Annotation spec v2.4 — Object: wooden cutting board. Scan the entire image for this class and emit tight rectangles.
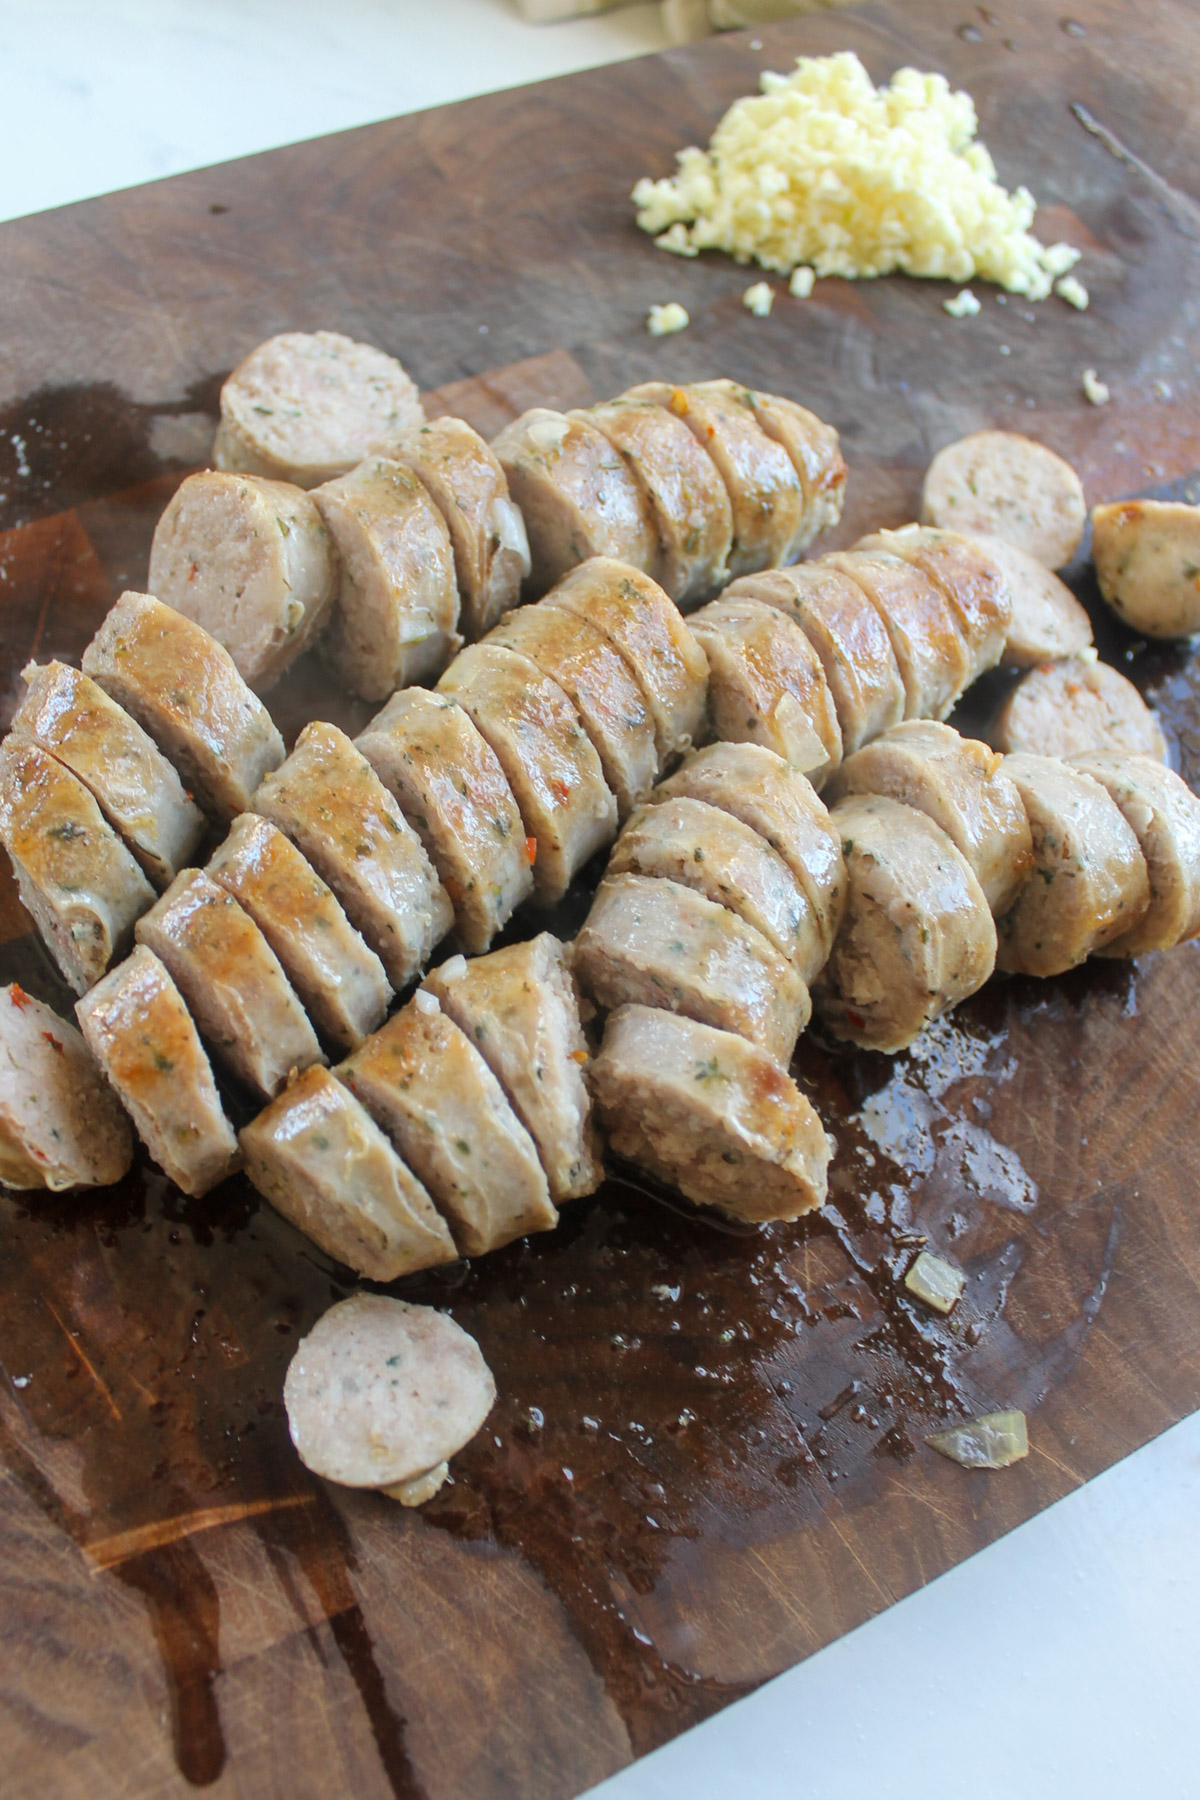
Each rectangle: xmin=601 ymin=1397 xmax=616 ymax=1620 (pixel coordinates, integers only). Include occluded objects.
xmin=3 ymin=2 xmax=1200 ymax=1795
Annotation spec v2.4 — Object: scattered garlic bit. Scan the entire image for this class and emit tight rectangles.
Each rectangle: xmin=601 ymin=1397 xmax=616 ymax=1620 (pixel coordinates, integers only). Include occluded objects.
xmin=1082 ymin=367 xmax=1111 ymax=406
xmin=413 ymin=987 xmax=441 ymax=1015
xmin=1152 ymin=378 xmax=1172 ymax=400
xmin=943 ymin=288 xmax=981 ymax=318
xmin=381 ymin=1462 xmax=450 ymax=1506
xmin=437 ymin=953 xmax=468 ymax=984
xmin=928 ymin=1409 xmax=1029 ymax=1469
xmin=1056 ymin=274 xmax=1089 ymax=310
xmin=743 ymin=281 xmax=774 ymax=317
xmin=655 ymin=222 xmax=699 ymax=258
xmin=904 ymin=1249 xmax=965 ymax=1314
xmin=633 ymin=51 xmax=1080 ymax=299
xmin=789 ymin=266 xmax=815 ymax=299
xmin=647 ymin=301 xmax=690 ymax=337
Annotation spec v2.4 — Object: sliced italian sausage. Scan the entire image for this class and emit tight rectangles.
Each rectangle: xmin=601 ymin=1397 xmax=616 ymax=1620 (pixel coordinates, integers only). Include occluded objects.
xmin=239 ymin=1065 xmax=456 ymax=1281
xmin=991 ymin=657 xmax=1167 ymax=761
xmin=826 ymin=550 xmax=972 ymax=721
xmin=378 ymin=416 xmax=529 ymax=639
xmin=653 ymin=742 xmax=845 ymax=958
xmin=1091 ymin=499 xmax=1200 ymax=639
xmin=214 ymin=330 xmax=424 ymax=488
xmin=813 ymin=794 xmax=997 ymax=1052
xmin=922 ymin=430 xmax=1086 ymax=568
xmin=689 ymin=595 xmax=842 ymax=783
xmin=0 ymin=739 xmax=155 ymax=994
xmin=11 ymin=661 xmax=205 ymax=889
xmin=727 ymin=563 xmax=905 ymax=755
xmin=965 ymin=535 xmax=1094 ymax=668
xmin=339 ymin=996 xmax=556 ymax=1258
xmin=491 ymin=408 xmax=660 ymax=597
xmin=995 ymin=754 xmax=1150 ymax=975
xmin=1067 ymin=753 xmax=1200 ymax=956
xmin=589 ymin=1005 xmax=830 ymax=1222
xmin=0 ymin=983 xmax=132 ymax=1191
xmin=76 ymin=945 xmax=239 ymax=1197
xmin=135 ymin=868 xmax=323 ymax=1101
xmin=825 ymin=721 xmax=1034 ymax=915
xmin=742 ymin=389 xmax=848 ymax=546
xmin=484 ymin=601 xmax=658 ymax=819
xmin=437 ymin=643 xmax=617 ymax=905
xmin=207 ymin=814 xmax=392 ymax=1052
xmin=624 ymin=380 xmax=805 ymax=574
xmin=283 ymin=1294 xmax=494 ymax=1500
xmin=355 ymin=687 xmax=532 ymax=955
xmin=574 ymin=872 xmax=811 ymax=1065
xmin=82 ymin=591 xmax=285 ymax=822
xmin=581 ymin=398 xmax=733 ymax=607
xmin=252 ymin=721 xmax=453 ymax=989
xmin=423 ymin=934 xmax=601 ymax=1205
xmin=609 ymin=795 xmax=825 ymax=979
xmin=854 ymin=525 xmax=1011 ymax=681
xmin=312 ymin=456 xmax=461 ymax=700
xmin=147 ymin=470 xmax=337 ymax=690
xmin=540 ymin=558 xmax=708 ymax=763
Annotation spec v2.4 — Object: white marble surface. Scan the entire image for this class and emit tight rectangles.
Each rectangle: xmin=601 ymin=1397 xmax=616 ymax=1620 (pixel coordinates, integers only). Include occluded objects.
xmin=0 ymin=6 xmax=1193 ymax=1795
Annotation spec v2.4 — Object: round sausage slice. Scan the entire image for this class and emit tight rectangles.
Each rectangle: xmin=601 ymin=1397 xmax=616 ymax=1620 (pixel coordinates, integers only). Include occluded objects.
xmin=813 ymin=794 xmax=997 ymax=1052
xmin=239 ymin=1066 xmax=456 ymax=1282
xmin=921 ymin=430 xmax=1086 ymax=568
xmin=148 ymin=471 xmax=337 ymax=691
xmin=589 ymin=1005 xmax=831 ymax=1221
xmin=742 ymin=389 xmax=848 ymax=546
xmin=827 ymin=550 xmax=972 ymax=721
xmin=991 ymin=658 xmax=1167 ymax=761
xmin=688 ymin=595 xmax=843 ymax=783
xmin=825 ymin=720 xmax=1034 ymax=915
xmin=491 ymin=408 xmax=660 ymax=597
xmin=995 ymin=754 xmax=1151 ymax=975
xmin=76 ymin=946 xmax=239 ymax=1197
xmin=574 ymin=872 xmax=811 ymax=1066
xmin=0 ymin=984 xmax=132 ymax=1191
xmin=214 ymin=331 xmax=424 ymax=489
xmin=1068 ymin=753 xmax=1200 ymax=956
xmin=1091 ymin=499 xmax=1200 ymax=639
xmin=283 ymin=1294 xmax=494 ymax=1501
xmin=854 ymin=526 xmax=1011 ymax=681
xmin=965 ymin=535 xmax=1093 ymax=668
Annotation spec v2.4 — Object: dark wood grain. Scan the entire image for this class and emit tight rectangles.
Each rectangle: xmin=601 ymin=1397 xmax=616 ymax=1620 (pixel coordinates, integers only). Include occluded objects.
xmin=3 ymin=3 xmax=1200 ymax=1796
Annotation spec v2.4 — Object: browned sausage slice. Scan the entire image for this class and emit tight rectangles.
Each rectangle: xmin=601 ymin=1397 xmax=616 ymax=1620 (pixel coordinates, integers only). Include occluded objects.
xmin=991 ymin=658 xmax=1167 ymax=761
xmin=689 ymin=595 xmax=843 ymax=783
xmin=0 ymin=983 xmax=132 ymax=1191
xmin=1091 ymin=498 xmax=1200 ymax=639
xmin=854 ymin=525 xmax=1011 ymax=681
xmin=965 ymin=535 xmax=1093 ymax=668
xmin=922 ymin=431 xmax=1086 ymax=568
xmin=826 ymin=550 xmax=972 ymax=720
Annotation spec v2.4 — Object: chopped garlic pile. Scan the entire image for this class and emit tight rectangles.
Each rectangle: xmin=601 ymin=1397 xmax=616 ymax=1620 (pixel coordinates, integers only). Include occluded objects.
xmin=633 ymin=51 xmax=1079 ymax=300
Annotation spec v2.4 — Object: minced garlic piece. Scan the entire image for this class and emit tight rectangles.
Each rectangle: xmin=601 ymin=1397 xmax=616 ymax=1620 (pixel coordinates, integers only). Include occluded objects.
xmin=655 ymin=222 xmax=698 ymax=258
xmin=943 ymin=288 xmax=980 ymax=318
xmin=1056 ymin=275 xmax=1089 ymax=309
xmin=743 ymin=281 xmax=774 ymax=317
xmin=633 ymin=51 xmax=1079 ymax=300
xmin=1082 ymin=367 xmax=1110 ymax=406
xmin=904 ymin=1250 xmax=965 ymax=1314
xmin=789 ymin=266 xmax=815 ymax=298
xmin=647 ymin=301 xmax=690 ymax=336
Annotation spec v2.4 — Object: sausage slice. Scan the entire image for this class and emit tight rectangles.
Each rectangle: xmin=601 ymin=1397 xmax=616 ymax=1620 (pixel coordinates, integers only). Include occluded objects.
xmin=742 ymin=390 xmax=848 ymax=546
xmin=423 ymin=933 xmax=601 ymax=1204
xmin=995 ymin=754 xmax=1151 ymax=974
xmin=813 ymin=794 xmax=997 ymax=1052
xmin=491 ymin=408 xmax=660 ymax=597
xmin=339 ymin=996 xmax=556 ymax=1257
xmin=355 ymin=687 xmax=532 ymax=954
xmin=574 ymin=872 xmax=811 ymax=1065
xmin=0 ymin=984 xmax=132 ymax=1191
xmin=826 ymin=550 xmax=972 ymax=721
xmin=239 ymin=1065 xmax=456 ymax=1281
xmin=82 ymin=591 xmax=285 ymax=822
xmin=854 ymin=525 xmax=1011 ymax=681
xmin=966 ymin=535 xmax=1093 ymax=668
xmin=991 ymin=658 xmax=1167 ymax=761
xmin=589 ymin=1005 xmax=831 ymax=1221
xmin=688 ymin=595 xmax=843 ymax=783
xmin=0 ymin=739 xmax=155 ymax=994
xmin=283 ymin=1294 xmax=494 ymax=1499
xmin=540 ymin=558 xmax=709 ymax=763
xmin=252 ymin=722 xmax=453 ymax=989
xmin=214 ymin=330 xmax=423 ymax=488
xmin=11 ymin=661 xmax=205 ymax=890
xmin=437 ymin=644 xmax=617 ymax=905
xmin=1091 ymin=499 xmax=1200 ymax=639
xmin=148 ymin=471 xmax=337 ymax=691
xmin=922 ymin=430 xmax=1086 ymax=568
xmin=1068 ymin=753 xmax=1200 ymax=956
xmin=378 ymin=416 xmax=529 ymax=639
xmin=313 ymin=456 xmax=461 ymax=700
xmin=825 ymin=721 xmax=1034 ymax=915
xmin=76 ymin=946 xmax=239 ymax=1197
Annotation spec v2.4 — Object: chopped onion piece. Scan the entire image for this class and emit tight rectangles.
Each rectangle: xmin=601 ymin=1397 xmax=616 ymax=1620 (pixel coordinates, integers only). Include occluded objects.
xmin=927 ymin=1410 xmax=1029 ymax=1468
xmin=904 ymin=1249 xmax=965 ymax=1315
